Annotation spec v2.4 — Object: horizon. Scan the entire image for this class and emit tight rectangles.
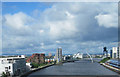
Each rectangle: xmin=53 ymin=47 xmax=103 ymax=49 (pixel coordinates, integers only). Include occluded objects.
xmin=1 ymin=52 xmax=104 ymax=56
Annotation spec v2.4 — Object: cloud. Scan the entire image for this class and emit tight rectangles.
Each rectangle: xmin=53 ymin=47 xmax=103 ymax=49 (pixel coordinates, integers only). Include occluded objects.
xmin=56 ymin=41 xmax=61 ymax=43
xmin=39 ymin=29 xmax=44 ymax=33
xmin=95 ymin=13 xmax=118 ymax=28
xmin=32 ymin=9 xmax=40 ymax=17
xmin=49 ymin=20 xmax=77 ymax=39
xmin=40 ymin=43 xmax=44 ymax=46
xmin=2 ymin=2 xmax=118 ymax=54
xmin=40 ymin=43 xmax=44 ymax=49
xmin=4 ymin=12 xmax=34 ymax=29
xmin=29 ymin=44 xmax=34 ymax=47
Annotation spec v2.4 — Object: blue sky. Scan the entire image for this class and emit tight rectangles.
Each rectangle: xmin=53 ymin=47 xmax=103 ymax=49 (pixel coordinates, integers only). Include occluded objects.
xmin=2 ymin=2 xmax=118 ymax=55
xmin=2 ymin=2 xmax=53 ymax=15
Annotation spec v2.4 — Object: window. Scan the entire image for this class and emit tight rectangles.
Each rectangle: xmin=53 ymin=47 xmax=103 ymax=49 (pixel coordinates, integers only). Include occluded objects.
xmin=5 ymin=67 xmax=8 ymax=71
xmin=9 ymin=66 xmax=11 ymax=69
xmin=114 ymin=53 xmax=116 ymax=58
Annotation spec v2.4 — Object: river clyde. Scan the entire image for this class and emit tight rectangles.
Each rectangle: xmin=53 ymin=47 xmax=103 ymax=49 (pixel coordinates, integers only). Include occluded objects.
xmin=27 ymin=59 xmax=119 ymax=77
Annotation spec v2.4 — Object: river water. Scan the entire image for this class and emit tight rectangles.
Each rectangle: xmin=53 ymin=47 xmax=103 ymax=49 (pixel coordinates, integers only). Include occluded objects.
xmin=28 ymin=59 xmax=119 ymax=77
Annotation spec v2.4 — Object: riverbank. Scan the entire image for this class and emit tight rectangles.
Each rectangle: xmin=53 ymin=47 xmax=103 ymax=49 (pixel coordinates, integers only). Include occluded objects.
xmin=98 ymin=58 xmax=120 ymax=75
xmin=20 ymin=63 xmax=55 ymax=77
xmin=100 ymin=63 xmax=120 ymax=75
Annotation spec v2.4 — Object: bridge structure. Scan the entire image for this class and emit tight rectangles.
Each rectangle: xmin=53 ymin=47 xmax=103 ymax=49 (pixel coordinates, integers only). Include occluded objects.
xmin=73 ymin=52 xmax=93 ymax=63
xmin=86 ymin=52 xmax=94 ymax=63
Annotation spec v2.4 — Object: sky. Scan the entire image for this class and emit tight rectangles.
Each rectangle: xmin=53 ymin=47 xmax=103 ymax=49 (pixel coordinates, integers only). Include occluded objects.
xmin=2 ymin=2 xmax=118 ymax=55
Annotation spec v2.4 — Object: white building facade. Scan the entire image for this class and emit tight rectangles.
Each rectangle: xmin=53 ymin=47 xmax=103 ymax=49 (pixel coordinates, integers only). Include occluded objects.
xmin=112 ymin=47 xmax=120 ymax=59
xmin=0 ymin=55 xmax=26 ymax=76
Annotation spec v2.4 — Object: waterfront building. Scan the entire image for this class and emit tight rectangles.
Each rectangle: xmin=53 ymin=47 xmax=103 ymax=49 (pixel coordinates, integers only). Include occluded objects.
xmin=63 ymin=55 xmax=72 ymax=61
xmin=118 ymin=47 xmax=120 ymax=58
xmin=48 ymin=53 xmax=52 ymax=57
xmin=110 ymin=50 xmax=112 ymax=58
xmin=112 ymin=47 xmax=120 ymax=59
xmin=26 ymin=63 xmax=32 ymax=71
xmin=26 ymin=53 xmax=45 ymax=64
xmin=73 ymin=52 xmax=83 ymax=59
xmin=112 ymin=47 xmax=117 ymax=58
xmin=45 ymin=58 xmax=55 ymax=63
xmin=0 ymin=55 xmax=26 ymax=76
xmin=55 ymin=47 xmax=62 ymax=63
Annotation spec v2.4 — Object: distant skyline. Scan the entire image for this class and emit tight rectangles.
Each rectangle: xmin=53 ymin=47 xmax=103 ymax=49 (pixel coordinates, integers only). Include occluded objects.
xmin=2 ymin=2 xmax=118 ymax=55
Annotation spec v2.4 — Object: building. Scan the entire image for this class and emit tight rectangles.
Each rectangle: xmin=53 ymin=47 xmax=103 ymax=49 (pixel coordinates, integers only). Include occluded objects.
xmin=118 ymin=47 xmax=120 ymax=58
xmin=55 ymin=47 xmax=62 ymax=63
xmin=112 ymin=47 xmax=118 ymax=58
xmin=48 ymin=53 xmax=52 ymax=57
xmin=26 ymin=53 xmax=45 ymax=64
xmin=45 ymin=59 xmax=55 ymax=63
xmin=63 ymin=55 xmax=72 ymax=61
xmin=73 ymin=52 xmax=83 ymax=59
xmin=0 ymin=55 xmax=26 ymax=76
xmin=112 ymin=47 xmax=120 ymax=59
xmin=26 ymin=63 xmax=32 ymax=71
xmin=110 ymin=50 xmax=112 ymax=58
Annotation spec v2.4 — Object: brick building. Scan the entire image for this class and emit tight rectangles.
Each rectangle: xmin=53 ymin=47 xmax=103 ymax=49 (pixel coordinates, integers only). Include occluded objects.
xmin=26 ymin=53 xmax=45 ymax=64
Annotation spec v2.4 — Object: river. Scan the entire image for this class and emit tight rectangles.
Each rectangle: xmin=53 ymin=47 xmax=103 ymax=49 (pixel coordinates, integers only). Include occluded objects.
xmin=27 ymin=59 xmax=119 ymax=77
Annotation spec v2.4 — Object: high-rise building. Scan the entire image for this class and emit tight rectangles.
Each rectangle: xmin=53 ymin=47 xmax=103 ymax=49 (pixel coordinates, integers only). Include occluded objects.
xmin=112 ymin=47 xmax=120 ymax=59
xmin=56 ymin=47 xmax=62 ymax=63
xmin=110 ymin=50 xmax=112 ymax=58
xmin=112 ymin=47 xmax=117 ymax=58
xmin=118 ymin=47 xmax=120 ymax=58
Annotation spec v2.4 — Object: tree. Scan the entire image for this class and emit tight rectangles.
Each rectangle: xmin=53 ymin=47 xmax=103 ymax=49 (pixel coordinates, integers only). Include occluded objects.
xmin=1 ymin=72 xmax=7 ymax=77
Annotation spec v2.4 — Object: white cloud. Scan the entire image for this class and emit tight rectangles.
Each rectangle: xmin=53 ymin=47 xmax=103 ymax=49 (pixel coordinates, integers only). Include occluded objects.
xmin=40 ymin=43 xmax=44 ymax=46
xmin=48 ymin=20 xmax=77 ymax=38
xmin=95 ymin=13 xmax=118 ymax=28
xmin=29 ymin=44 xmax=34 ymax=46
xmin=39 ymin=29 xmax=44 ymax=33
xmin=4 ymin=12 xmax=34 ymax=30
xmin=65 ymin=11 xmax=74 ymax=18
xmin=40 ymin=43 xmax=44 ymax=49
xmin=56 ymin=40 xmax=61 ymax=43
